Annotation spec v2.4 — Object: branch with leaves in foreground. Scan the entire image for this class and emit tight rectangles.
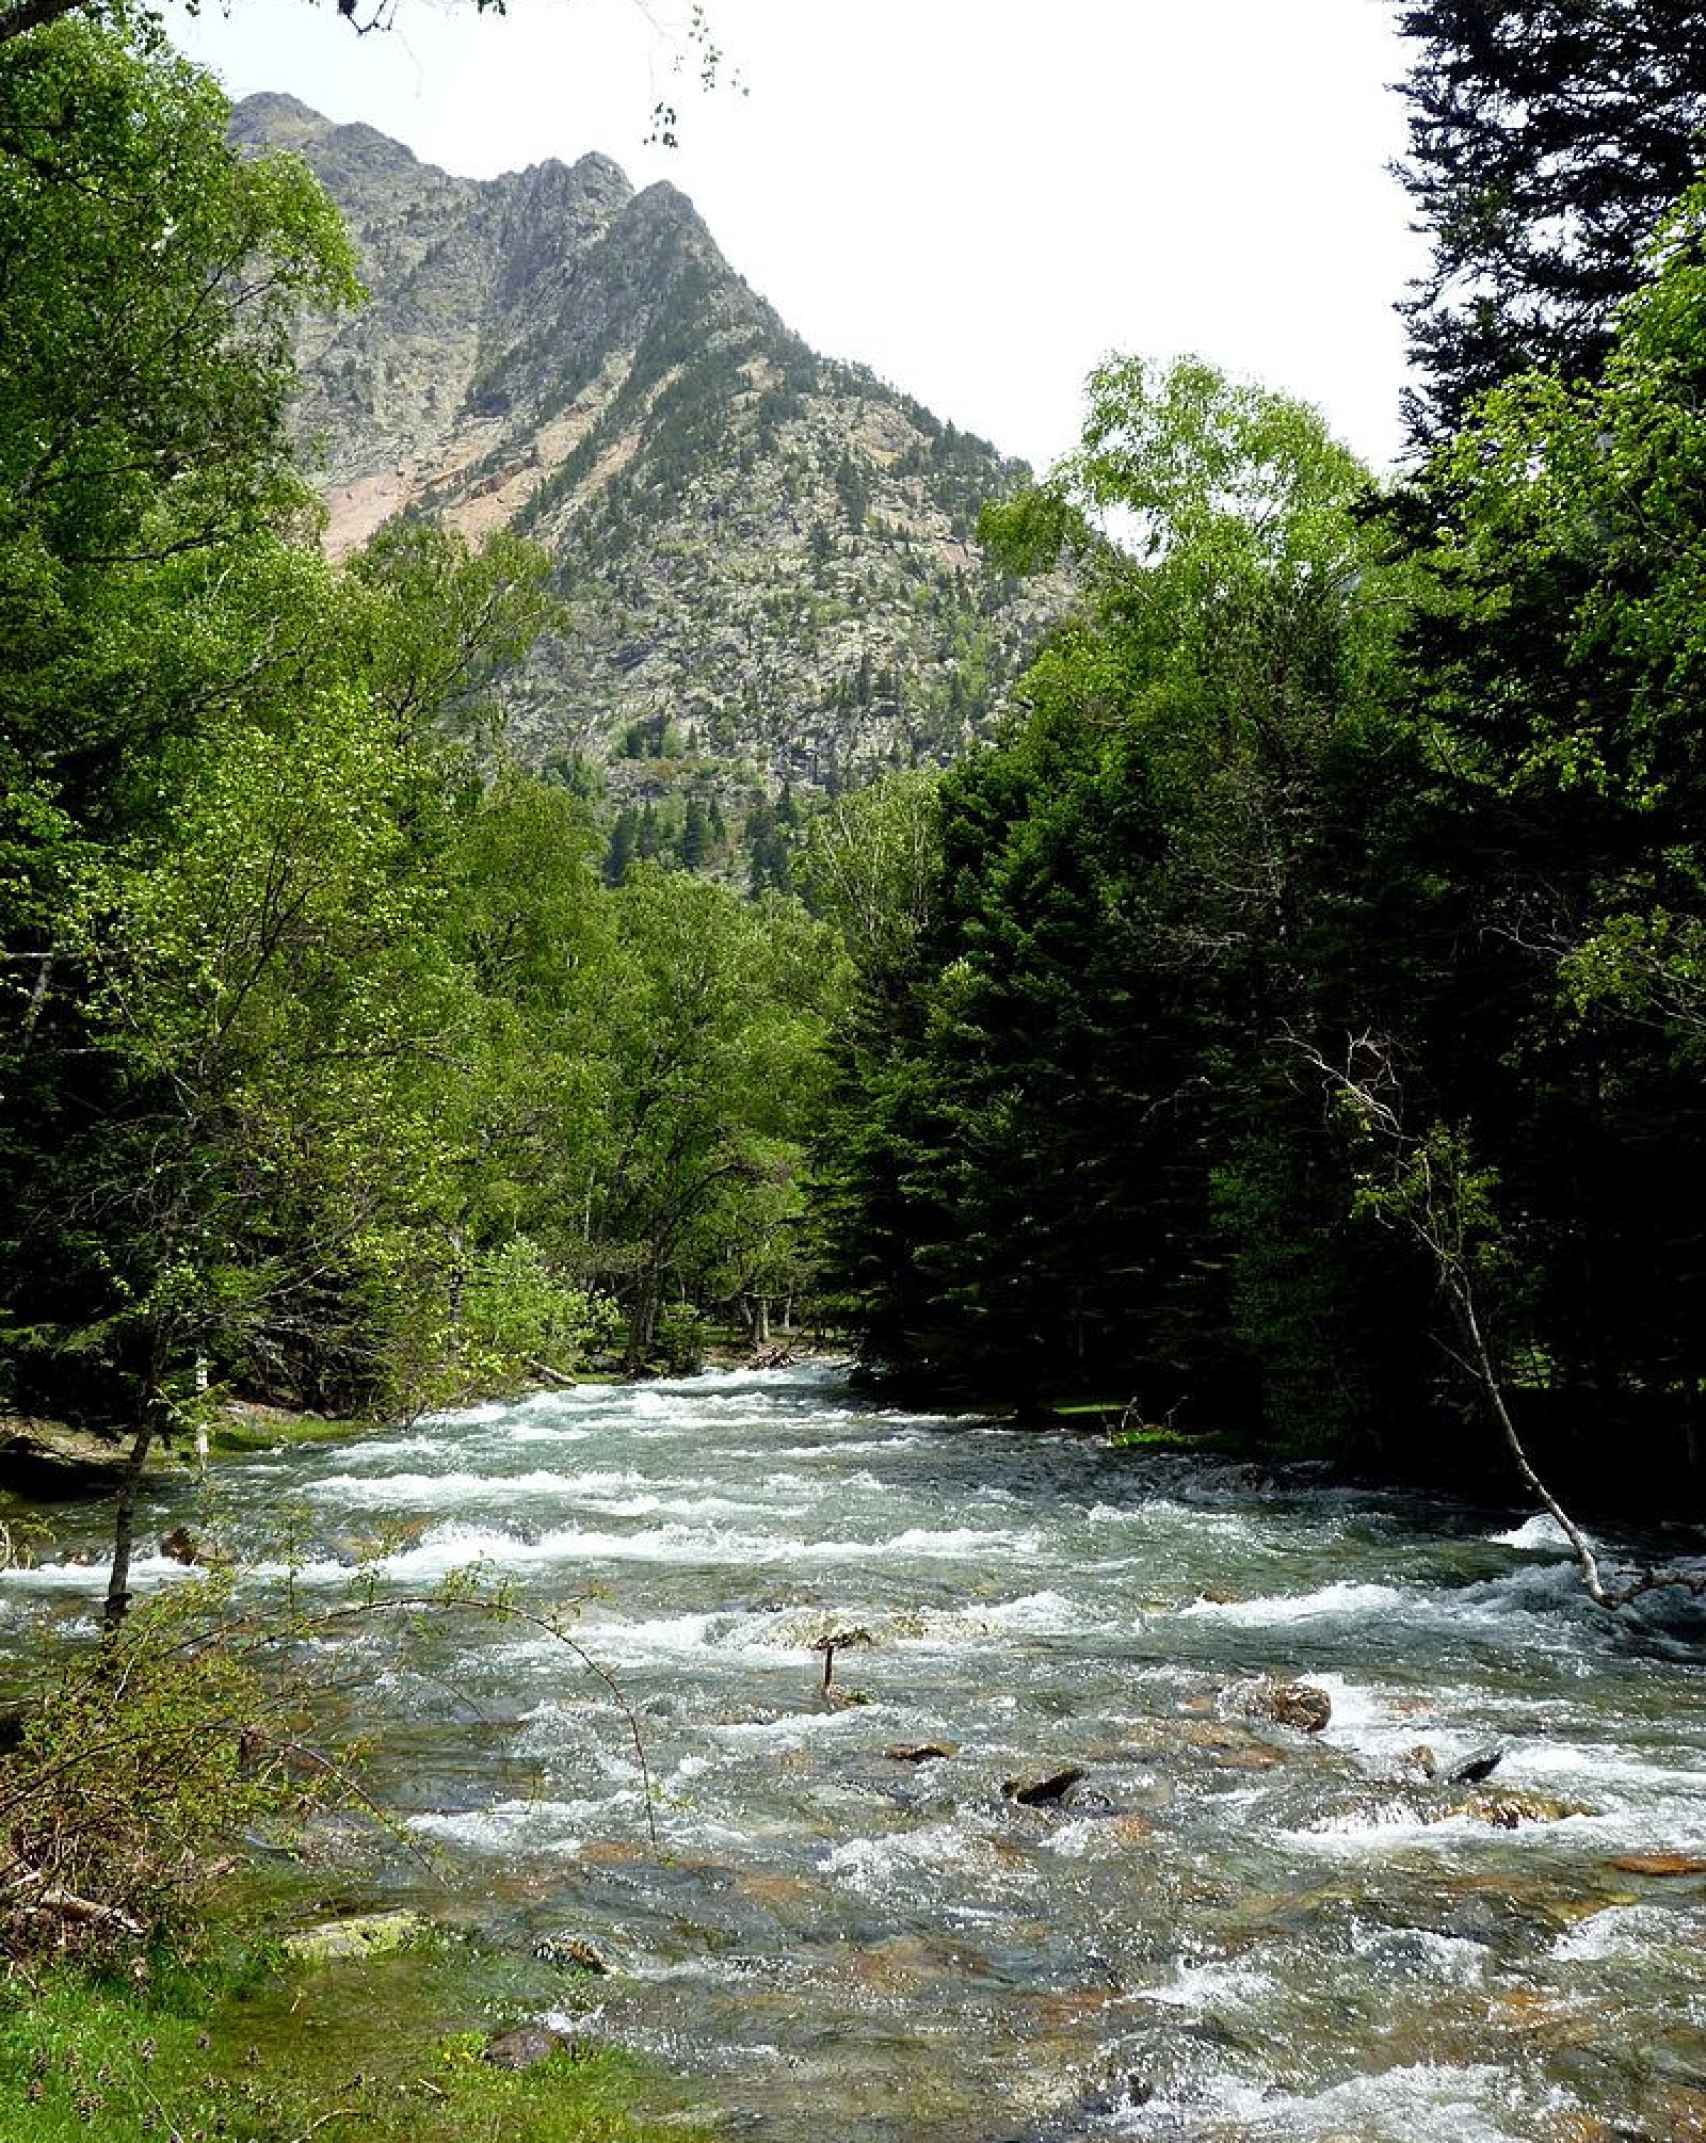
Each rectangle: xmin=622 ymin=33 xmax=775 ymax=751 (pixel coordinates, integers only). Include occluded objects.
xmin=1287 ymin=1027 xmax=1706 ymax=1611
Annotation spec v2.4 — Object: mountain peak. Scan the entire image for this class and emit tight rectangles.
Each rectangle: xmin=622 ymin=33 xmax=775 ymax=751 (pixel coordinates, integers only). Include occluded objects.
xmin=229 ymin=90 xmax=330 ymax=145
xmin=254 ymin=102 xmax=1065 ymax=797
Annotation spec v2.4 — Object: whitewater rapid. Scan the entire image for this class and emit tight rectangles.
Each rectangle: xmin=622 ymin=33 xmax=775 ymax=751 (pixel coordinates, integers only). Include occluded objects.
xmin=5 ymin=1362 xmax=1706 ymax=2141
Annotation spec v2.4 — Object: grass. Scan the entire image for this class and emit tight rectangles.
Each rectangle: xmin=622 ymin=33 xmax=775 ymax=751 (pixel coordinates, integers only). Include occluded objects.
xmin=206 ymin=1409 xmax=374 ymax=1458
xmin=0 ymin=1935 xmax=715 ymax=2143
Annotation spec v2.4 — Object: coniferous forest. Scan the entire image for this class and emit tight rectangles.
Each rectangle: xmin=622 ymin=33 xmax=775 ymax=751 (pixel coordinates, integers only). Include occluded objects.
xmin=7 ymin=6 xmax=1706 ymax=2140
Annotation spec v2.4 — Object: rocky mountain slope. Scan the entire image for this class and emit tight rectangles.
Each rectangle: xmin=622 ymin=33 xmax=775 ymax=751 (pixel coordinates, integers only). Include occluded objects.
xmin=232 ymin=95 xmax=1065 ymax=800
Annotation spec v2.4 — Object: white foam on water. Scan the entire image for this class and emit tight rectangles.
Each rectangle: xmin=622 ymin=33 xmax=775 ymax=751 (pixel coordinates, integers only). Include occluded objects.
xmin=977 ymin=1587 xmax=1087 ymax=1632
xmin=407 ymin=1796 xmax=611 ymax=1854
xmin=1117 ymin=2060 xmax=1554 ymax=2142
xmin=1137 ymin=1957 xmax=1274 ymax=2010
xmin=420 ymin=1399 xmax=511 ymax=1427
xmin=1350 ymin=1924 xmax=1489 ymax=1986
xmin=816 ymin=1524 xmax=1039 ymax=1560
xmin=313 ymin=1432 xmax=447 ymax=1466
xmin=708 ymin=1704 xmax=895 ymax=1750
xmin=506 ymin=1425 xmax=595 ymax=1445
xmin=253 ymin=1515 xmax=1039 ymax=1586
xmin=1504 ymin=1737 xmax=1706 ymax=1796
xmin=523 ymin=1610 xmax=788 ymax=1668
xmin=592 ymin=1493 xmax=813 ymax=1522
xmin=1181 ymin=1579 xmax=1406 ymax=1625
xmin=756 ymin=1436 xmax=930 ymax=1459
xmin=1489 ymin=1512 xmax=1584 ymax=1550
xmin=818 ymin=1817 xmax=1001 ymax=1896
xmin=1280 ymin=1797 xmax=1632 ymax=1859
xmin=1551 ymin=1901 xmax=1702 ymax=1963
xmin=305 ymin=1467 xmax=651 ymax=1507
xmin=1090 ymin=1499 xmax=1265 ymax=1543
xmin=0 ymin=1553 xmax=196 ymax=1595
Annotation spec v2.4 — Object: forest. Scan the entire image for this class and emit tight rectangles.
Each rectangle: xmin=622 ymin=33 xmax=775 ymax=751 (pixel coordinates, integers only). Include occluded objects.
xmin=8 ymin=5 xmax=1706 ymax=1518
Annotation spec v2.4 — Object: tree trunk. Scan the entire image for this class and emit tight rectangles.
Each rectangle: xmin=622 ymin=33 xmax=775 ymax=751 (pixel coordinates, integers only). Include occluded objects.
xmin=0 ymin=0 xmax=85 ymax=49
xmin=625 ymin=1272 xmax=660 ymax=1375
xmin=193 ymin=1352 xmax=209 ymax=1473
xmin=755 ymin=1297 xmax=771 ymax=1346
xmin=103 ymin=1418 xmax=158 ymax=1633
xmin=446 ymin=1226 xmax=467 ymax=1337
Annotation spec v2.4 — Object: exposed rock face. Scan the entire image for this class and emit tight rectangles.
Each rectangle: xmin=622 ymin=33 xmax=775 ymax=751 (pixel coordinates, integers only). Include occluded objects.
xmin=232 ymin=94 xmax=1068 ymax=796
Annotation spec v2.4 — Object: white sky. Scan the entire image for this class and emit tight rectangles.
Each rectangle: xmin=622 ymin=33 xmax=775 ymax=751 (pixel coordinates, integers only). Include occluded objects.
xmin=169 ymin=0 xmax=1429 ymax=475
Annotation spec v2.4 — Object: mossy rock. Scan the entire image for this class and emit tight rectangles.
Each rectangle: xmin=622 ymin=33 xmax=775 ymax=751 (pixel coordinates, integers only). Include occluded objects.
xmin=282 ymin=1909 xmax=431 ymax=1962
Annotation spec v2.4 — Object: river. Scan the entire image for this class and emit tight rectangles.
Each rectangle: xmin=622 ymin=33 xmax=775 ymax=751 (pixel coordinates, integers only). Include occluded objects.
xmin=6 ymin=1362 xmax=1706 ymax=2140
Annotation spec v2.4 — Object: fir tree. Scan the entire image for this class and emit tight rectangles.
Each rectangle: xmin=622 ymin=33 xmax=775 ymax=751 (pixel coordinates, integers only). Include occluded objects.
xmin=1393 ymin=1 xmax=1706 ymax=442
xmin=680 ymin=796 xmax=709 ymax=869
xmin=604 ymin=806 xmax=639 ymax=886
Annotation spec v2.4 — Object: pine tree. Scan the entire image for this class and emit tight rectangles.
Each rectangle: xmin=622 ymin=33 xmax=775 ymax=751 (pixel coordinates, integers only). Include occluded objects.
xmin=680 ymin=796 xmax=709 ymax=869
xmin=636 ymin=801 xmax=662 ymax=860
xmin=1393 ymin=1 xmax=1706 ymax=441
xmin=604 ymin=806 xmax=638 ymax=886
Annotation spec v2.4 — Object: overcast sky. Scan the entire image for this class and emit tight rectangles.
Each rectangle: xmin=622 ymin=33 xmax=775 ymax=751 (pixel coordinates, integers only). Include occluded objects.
xmin=169 ymin=0 xmax=1429 ymax=475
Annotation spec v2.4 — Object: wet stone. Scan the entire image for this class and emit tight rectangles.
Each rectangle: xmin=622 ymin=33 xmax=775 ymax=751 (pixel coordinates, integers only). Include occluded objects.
xmin=483 ymin=2022 xmax=571 ymax=2070
xmin=1608 ymin=1853 xmax=1706 ymax=1878
xmin=1003 ymin=1767 xmax=1087 ymax=1808
xmin=1227 ymin=1676 xmax=1332 ymax=1734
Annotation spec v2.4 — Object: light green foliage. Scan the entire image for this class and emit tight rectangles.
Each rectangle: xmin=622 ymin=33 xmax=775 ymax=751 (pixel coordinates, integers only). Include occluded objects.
xmin=1 ymin=25 xmax=844 ymax=1436
xmin=461 ymin=1238 xmax=621 ymax=1377
xmin=591 ymin=867 xmax=849 ymax=1365
xmin=798 ymin=768 xmax=942 ymax=995
xmin=1423 ymin=182 xmax=1706 ymax=1041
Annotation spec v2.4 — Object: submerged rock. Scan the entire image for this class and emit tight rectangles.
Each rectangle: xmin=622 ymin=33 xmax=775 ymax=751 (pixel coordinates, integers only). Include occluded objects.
xmin=885 ymin=1743 xmax=956 ymax=1764
xmin=1228 ymin=1677 xmax=1332 ymax=1734
xmin=532 ymin=1934 xmax=609 ymax=1973
xmin=1607 ymin=1852 xmax=1706 ymax=1877
xmin=1463 ymin=1788 xmax=1592 ymax=1828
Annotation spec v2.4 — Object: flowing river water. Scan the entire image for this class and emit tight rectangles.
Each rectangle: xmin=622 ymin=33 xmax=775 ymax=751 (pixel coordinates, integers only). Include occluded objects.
xmin=7 ymin=1362 xmax=1706 ymax=2140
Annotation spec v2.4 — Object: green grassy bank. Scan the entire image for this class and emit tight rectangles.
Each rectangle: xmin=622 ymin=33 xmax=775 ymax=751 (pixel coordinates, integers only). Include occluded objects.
xmin=2 ymin=1927 xmax=712 ymax=2143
